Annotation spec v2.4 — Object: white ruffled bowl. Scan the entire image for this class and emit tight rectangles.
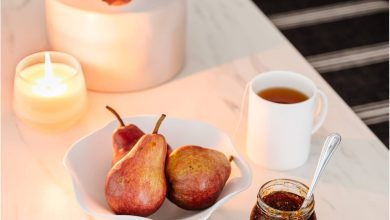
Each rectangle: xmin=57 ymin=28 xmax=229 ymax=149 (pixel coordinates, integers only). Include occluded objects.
xmin=63 ymin=115 xmax=252 ymax=220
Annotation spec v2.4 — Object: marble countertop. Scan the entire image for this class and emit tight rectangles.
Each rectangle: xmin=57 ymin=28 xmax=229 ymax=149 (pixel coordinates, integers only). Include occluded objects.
xmin=2 ymin=0 xmax=389 ymax=219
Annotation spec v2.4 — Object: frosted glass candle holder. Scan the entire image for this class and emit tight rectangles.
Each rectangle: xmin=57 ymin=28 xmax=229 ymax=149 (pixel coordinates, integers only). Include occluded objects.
xmin=13 ymin=51 xmax=88 ymax=131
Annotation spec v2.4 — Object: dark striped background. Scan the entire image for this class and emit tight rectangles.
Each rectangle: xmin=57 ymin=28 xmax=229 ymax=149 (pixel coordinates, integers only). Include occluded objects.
xmin=253 ymin=0 xmax=389 ymax=148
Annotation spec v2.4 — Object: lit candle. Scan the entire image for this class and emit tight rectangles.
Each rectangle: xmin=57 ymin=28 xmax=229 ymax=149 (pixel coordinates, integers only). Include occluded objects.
xmin=13 ymin=51 xmax=87 ymax=130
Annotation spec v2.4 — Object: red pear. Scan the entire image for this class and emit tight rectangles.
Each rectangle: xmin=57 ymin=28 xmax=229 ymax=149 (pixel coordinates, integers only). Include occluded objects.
xmin=102 ymin=0 xmax=132 ymax=6
xmin=106 ymin=106 xmax=144 ymax=165
xmin=166 ymin=145 xmax=232 ymax=210
xmin=106 ymin=106 xmax=172 ymax=165
xmin=105 ymin=114 xmax=168 ymax=216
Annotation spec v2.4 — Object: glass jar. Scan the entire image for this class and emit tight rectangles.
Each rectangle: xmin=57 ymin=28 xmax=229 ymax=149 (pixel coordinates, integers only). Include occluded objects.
xmin=250 ymin=179 xmax=316 ymax=220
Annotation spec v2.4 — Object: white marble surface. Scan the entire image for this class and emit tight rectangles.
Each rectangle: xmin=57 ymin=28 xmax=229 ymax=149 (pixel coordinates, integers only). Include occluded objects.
xmin=2 ymin=0 xmax=389 ymax=219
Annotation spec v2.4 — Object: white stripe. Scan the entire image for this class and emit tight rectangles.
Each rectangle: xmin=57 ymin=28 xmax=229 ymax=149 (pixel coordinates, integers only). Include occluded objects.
xmin=353 ymin=100 xmax=389 ymax=125
xmin=307 ymin=42 xmax=389 ymax=72
xmin=356 ymin=105 xmax=389 ymax=119
xmin=270 ymin=1 xmax=389 ymax=29
xmin=364 ymin=114 xmax=389 ymax=125
xmin=353 ymin=100 xmax=389 ymax=113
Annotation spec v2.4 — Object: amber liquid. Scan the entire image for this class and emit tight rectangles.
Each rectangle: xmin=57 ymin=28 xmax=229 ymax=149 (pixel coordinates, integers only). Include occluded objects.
xmin=257 ymin=87 xmax=308 ymax=104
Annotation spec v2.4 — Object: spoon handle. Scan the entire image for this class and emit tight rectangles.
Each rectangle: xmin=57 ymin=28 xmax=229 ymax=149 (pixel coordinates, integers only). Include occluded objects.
xmin=301 ymin=133 xmax=342 ymax=208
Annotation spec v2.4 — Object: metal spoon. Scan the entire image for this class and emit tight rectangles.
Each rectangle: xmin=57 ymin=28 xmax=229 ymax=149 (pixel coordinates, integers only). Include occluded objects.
xmin=300 ymin=133 xmax=342 ymax=209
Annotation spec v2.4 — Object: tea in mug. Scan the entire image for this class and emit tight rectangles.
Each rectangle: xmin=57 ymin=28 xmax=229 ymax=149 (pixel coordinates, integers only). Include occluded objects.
xmin=257 ymin=87 xmax=308 ymax=104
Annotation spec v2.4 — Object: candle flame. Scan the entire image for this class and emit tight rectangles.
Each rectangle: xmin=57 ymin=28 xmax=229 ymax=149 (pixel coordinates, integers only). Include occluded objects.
xmin=32 ymin=52 xmax=67 ymax=97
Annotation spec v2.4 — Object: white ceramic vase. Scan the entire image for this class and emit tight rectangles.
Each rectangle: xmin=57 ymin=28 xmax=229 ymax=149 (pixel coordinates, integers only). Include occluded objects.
xmin=46 ymin=0 xmax=186 ymax=92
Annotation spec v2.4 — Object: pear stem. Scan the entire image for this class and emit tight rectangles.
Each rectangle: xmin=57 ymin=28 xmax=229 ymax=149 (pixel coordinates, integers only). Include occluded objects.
xmin=153 ymin=114 xmax=166 ymax=134
xmin=228 ymin=155 xmax=234 ymax=162
xmin=106 ymin=105 xmax=125 ymax=127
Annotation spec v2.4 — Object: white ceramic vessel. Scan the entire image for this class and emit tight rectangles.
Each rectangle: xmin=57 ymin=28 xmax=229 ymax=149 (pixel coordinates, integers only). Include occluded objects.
xmin=246 ymin=71 xmax=328 ymax=170
xmin=46 ymin=0 xmax=186 ymax=92
xmin=63 ymin=115 xmax=252 ymax=220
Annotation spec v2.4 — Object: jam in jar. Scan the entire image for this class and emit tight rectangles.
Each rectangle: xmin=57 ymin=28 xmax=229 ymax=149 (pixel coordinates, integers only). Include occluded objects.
xmin=250 ymin=179 xmax=317 ymax=220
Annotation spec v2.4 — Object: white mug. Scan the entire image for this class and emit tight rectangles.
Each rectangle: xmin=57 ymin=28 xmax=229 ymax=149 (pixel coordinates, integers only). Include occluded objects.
xmin=246 ymin=71 xmax=328 ymax=170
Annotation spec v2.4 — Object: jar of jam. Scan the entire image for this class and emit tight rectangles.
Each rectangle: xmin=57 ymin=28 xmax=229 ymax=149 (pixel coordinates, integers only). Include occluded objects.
xmin=250 ymin=179 xmax=317 ymax=220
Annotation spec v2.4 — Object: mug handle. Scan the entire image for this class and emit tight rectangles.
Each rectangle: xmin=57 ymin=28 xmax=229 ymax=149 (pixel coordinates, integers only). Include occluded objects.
xmin=312 ymin=89 xmax=328 ymax=134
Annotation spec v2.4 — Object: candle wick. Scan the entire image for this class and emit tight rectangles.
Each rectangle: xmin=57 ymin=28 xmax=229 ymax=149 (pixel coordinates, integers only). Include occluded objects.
xmin=44 ymin=52 xmax=54 ymax=81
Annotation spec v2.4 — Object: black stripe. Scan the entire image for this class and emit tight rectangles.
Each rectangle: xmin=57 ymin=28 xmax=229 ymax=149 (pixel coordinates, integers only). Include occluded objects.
xmin=368 ymin=122 xmax=389 ymax=147
xmin=321 ymin=62 xmax=389 ymax=106
xmin=281 ymin=12 xmax=389 ymax=56
xmin=253 ymin=0 xmax=366 ymax=15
